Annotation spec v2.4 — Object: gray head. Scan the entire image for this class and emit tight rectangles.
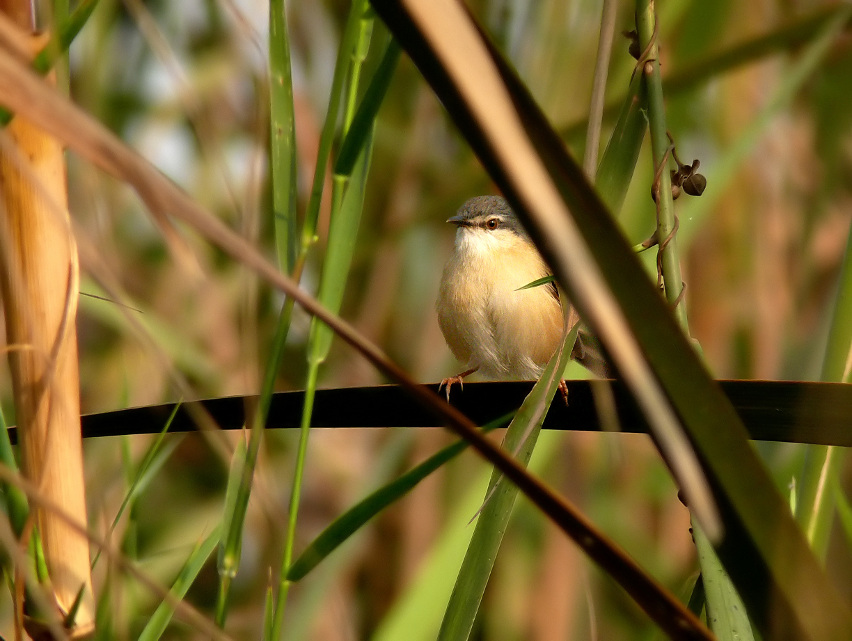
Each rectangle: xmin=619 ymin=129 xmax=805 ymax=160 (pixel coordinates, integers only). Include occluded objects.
xmin=447 ymin=196 xmax=528 ymax=238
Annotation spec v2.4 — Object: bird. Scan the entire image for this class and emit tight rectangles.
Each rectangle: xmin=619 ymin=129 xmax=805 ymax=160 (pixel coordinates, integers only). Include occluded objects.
xmin=436 ymin=195 xmax=608 ymax=400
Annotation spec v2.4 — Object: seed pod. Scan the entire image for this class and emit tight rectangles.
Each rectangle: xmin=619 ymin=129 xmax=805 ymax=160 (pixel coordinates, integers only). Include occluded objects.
xmin=683 ymin=173 xmax=707 ymax=196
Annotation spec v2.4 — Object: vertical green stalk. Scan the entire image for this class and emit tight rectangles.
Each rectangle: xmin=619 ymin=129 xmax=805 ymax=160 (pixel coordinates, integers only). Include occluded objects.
xmin=215 ymin=0 xmax=301 ymax=628
xmin=636 ymin=0 xmax=687 ymax=328
xmin=300 ymin=2 xmax=369 ymax=252
xmin=636 ymin=3 xmax=751 ymax=639
xmin=796 ymin=221 xmax=852 ymax=556
xmin=271 ymin=4 xmax=376 ymax=638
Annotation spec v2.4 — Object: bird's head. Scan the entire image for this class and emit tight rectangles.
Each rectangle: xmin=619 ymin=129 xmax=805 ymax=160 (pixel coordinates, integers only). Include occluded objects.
xmin=447 ymin=196 xmax=529 ymax=256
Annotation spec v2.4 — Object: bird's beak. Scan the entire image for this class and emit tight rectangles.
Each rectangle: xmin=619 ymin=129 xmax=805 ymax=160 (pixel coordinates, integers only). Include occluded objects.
xmin=446 ymin=214 xmax=471 ymax=227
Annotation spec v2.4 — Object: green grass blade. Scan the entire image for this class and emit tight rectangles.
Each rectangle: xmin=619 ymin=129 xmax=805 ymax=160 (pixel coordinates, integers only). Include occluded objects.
xmin=216 ymin=435 xmax=247 ymax=627
xmin=515 ymin=274 xmax=554 ymax=291
xmin=286 ymin=413 xmax=512 ymax=582
xmin=370 ymin=461 xmax=494 ymax=641
xmin=308 ymin=134 xmax=375 ymax=364
xmin=138 ymin=527 xmax=220 ymax=641
xmin=693 ymin=523 xmax=755 ymax=641
xmin=34 ymin=0 xmax=99 ymax=75
xmin=595 ymin=74 xmax=647 ymax=216
xmin=269 ymin=0 xmax=298 ymax=273
xmin=301 ymin=0 xmax=370 ymax=248
xmin=334 ymin=38 xmax=401 ymax=176
xmin=437 ymin=322 xmax=579 ymax=640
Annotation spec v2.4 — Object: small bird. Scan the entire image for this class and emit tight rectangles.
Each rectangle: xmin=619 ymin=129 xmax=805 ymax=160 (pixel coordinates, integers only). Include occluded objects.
xmin=436 ymin=196 xmax=607 ymax=399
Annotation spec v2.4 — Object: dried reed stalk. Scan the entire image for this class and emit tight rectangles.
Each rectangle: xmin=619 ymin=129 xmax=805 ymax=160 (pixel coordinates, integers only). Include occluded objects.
xmin=0 ymin=8 xmax=94 ymax=638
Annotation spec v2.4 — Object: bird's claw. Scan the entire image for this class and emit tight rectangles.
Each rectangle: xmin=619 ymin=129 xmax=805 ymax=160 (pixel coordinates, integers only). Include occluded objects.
xmin=558 ymin=379 xmax=569 ymax=406
xmin=439 ymin=376 xmax=465 ymax=402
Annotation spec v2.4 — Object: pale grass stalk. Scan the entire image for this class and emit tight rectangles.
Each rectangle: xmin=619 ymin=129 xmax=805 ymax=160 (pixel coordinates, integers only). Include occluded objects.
xmin=0 ymin=16 xmax=94 ymax=636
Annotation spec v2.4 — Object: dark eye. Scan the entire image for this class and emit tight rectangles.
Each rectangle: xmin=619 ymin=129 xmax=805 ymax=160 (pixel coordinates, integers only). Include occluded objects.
xmin=485 ymin=217 xmax=500 ymax=230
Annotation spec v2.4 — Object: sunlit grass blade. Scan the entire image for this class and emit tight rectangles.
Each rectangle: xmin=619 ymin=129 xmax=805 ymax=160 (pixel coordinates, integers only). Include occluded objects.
xmin=269 ymin=0 xmax=297 ymax=273
xmin=263 ymin=580 xmax=274 ymax=641
xmin=275 ymin=134 xmax=375 ymax=634
xmin=796 ymin=201 xmax=852 ymax=557
xmin=138 ymin=527 xmax=220 ymax=641
xmin=287 ymin=412 xmax=512 ymax=582
xmin=308 ymin=136 xmax=374 ymax=364
xmin=33 ymin=0 xmax=99 ymax=75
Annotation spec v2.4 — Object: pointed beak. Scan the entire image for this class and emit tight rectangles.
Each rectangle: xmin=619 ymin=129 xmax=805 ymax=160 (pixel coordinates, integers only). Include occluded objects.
xmin=447 ymin=214 xmax=471 ymax=227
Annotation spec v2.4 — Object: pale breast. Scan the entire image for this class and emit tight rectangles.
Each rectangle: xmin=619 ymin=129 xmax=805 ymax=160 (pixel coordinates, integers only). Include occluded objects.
xmin=437 ymin=236 xmax=563 ymax=380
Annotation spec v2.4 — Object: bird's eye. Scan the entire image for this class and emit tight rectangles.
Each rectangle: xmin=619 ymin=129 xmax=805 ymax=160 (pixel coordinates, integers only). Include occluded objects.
xmin=485 ymin=218 xmax=500 ymax=230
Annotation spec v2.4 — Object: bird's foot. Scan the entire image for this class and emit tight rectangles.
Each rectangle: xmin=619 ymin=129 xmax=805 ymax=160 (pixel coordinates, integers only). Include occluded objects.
xmin=558 ymin=379 xmax=569 ymax=406
xmin=438 ymin=367 xmax=479 ymax=401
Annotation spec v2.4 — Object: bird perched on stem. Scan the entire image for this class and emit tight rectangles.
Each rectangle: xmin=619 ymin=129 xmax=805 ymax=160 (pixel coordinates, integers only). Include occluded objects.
xmin=436 ymin=196 xmax=607 ymax=399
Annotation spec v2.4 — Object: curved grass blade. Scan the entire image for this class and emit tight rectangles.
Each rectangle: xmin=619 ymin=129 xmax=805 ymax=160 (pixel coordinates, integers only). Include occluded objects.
xmin=216 ymin=433 xmax=247 ymax=627
xmin=286 ymin=412 xmax=512 ymax=581
xmin=300 ymin=0 xmax=368 ymax=250
xmin=515 ymin=274 xmax=553 ymax=291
